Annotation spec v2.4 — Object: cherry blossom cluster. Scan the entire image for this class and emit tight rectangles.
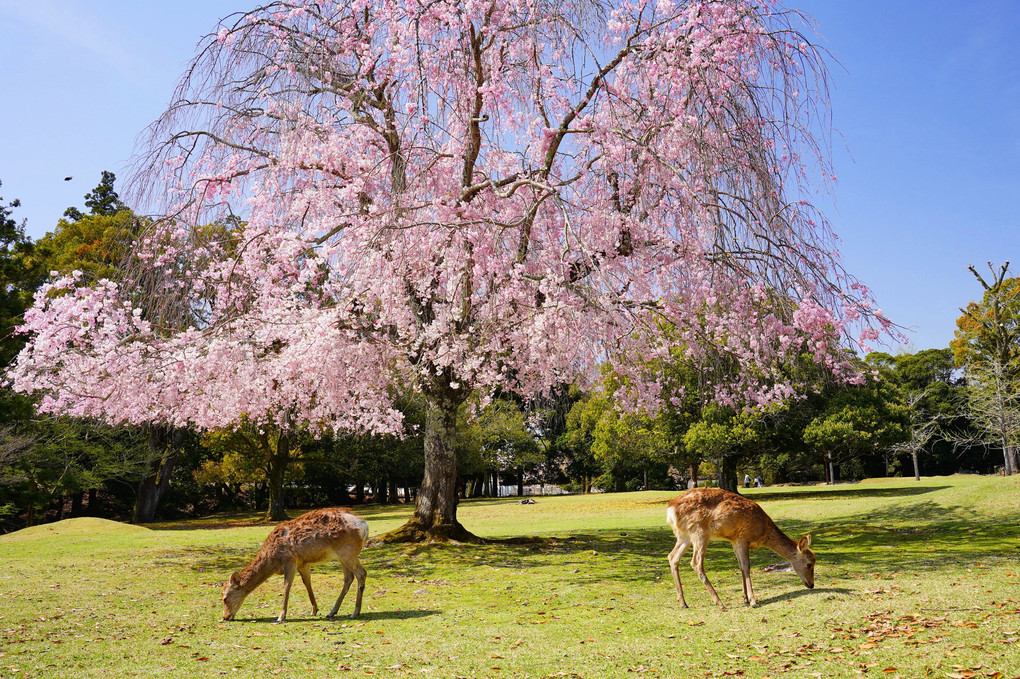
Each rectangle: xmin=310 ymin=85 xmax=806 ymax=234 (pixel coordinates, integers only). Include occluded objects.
xmin=8 ymin=0 xmax=892 ymax=432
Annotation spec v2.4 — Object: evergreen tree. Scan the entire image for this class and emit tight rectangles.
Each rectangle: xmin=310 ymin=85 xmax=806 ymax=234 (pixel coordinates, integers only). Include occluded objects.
xmin=63 ymin=170 xmax=126 ymax=221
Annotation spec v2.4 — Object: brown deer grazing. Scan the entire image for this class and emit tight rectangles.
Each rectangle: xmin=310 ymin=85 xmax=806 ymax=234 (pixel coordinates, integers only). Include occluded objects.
xmin=666 ymin=488 xmax=814 ymax=608
xmin=222 ymin=508 xmax=369 ymax=622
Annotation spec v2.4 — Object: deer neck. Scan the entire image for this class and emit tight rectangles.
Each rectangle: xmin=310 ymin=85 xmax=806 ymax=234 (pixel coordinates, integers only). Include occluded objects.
xmin=236 ymin=552 xmax=278 ymax=593
xmin=764 ymin=522 xmax=800 ymax=562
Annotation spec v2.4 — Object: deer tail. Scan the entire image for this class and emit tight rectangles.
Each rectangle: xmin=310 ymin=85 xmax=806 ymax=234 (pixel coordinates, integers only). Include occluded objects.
xmin=666 ymin=504 xmax=678 ymax=531
xmin=352 ymin=515 xmax=370 ymax=548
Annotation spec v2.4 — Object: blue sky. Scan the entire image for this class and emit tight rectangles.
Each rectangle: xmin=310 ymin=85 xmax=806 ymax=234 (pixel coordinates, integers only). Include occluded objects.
xmin=1 ymin=0 xmax=1017 ymax=353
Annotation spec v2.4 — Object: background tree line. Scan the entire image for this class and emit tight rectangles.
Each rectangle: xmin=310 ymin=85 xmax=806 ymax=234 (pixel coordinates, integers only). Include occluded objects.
xmin=0 ymin=175 xmax=1014 ymax=532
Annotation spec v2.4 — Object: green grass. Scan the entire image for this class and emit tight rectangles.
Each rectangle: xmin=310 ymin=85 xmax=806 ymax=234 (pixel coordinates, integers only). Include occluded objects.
xmin=2 ymin=475 xmax=1019 ymax=678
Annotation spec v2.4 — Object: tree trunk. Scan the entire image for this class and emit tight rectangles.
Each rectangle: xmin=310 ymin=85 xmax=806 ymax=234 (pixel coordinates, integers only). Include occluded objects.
xmin=355 ymin=481 xmax=365 ymax=504
xmin=25 ymin=478 xmax=37 ymax=526
xmin=1002 ymin=436 xmax=1015 ymax=475
xmin=389 ymin=478 xmax=399 ymax=504
xmin=517 ymin=467 xmax=524 ymax=496
xmin=719 ymin=454 xmax=739 ymax=494
xmin=71 ymin=492 xmax=84 ymax=517
xmin=87 ymin=488 xmax=98 ymax=515
xmin=133 ymin=428 xmax=178 ymax=524
xmin=265 ymin=432 xmax=291 ymax=521
xmin=378 ymin=392 xmax=477 ymax=543
xmin=912 ymin=450 xmax=921 ymax=481
xmin=334 ymin=482 xmax=352 ymax=506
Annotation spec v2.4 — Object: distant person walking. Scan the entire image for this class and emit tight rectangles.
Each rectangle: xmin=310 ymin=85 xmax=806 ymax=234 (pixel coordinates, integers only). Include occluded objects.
xmin=754 ymin=475 xmax=763 ymax=488
xmin=744 ymin=474 xmax=751 ymax=488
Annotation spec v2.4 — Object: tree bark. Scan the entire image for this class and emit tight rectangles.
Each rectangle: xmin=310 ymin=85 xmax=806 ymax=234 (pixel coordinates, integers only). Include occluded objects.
xmin=133 ymin=427 xmax=178 ymax=524
xmin=912 ymin=451 xmax=921 ymax=481
xmin=719 ymin=454 xmax=739 ymax=494
xmin=378 ymin=391 xmax=478 ymax=543
xmin=25 ymin=478 xmax=37 ymax=527
xmin=1001 ymin=434 xmax=1015 ymax=475
xmin=265 ymin=431 xmax=291 ymax=521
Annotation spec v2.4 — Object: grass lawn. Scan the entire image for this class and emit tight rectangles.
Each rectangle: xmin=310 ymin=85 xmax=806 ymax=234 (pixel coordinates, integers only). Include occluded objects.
xmin=1 ymin=475 xmax=1018 ymax=678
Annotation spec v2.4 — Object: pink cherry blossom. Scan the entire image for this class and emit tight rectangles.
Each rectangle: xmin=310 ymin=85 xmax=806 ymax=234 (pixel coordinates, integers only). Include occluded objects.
xmin=7 ymin=0 xmax=893 ymax=540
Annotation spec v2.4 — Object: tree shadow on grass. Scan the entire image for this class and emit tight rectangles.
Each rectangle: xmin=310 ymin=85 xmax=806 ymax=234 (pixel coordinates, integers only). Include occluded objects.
xmin=149 ymin=504 xmax=417 ymax=530
xmin=178 ymin=494 xmax=1020 ymax=593
xmin=148 ymin=486 xmax=947 ymax=531
xmin=747 ymin=484 xmax=950 ymax=504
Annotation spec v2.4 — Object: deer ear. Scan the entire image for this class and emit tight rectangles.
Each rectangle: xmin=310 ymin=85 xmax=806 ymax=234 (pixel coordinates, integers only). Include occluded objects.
xmin=798 ymin=535 xmax=812 ymax=552
xmin=230 ymin=572 xmax=241 ymax=586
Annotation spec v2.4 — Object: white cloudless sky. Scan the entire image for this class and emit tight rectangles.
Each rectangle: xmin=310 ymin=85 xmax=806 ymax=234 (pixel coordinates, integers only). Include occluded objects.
xmin=1 ymin=0 xmax=1017 ymax=353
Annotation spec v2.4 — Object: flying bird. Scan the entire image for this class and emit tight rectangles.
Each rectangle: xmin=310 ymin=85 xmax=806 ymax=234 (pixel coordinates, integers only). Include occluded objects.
xmin=64 ymin=177 xmax=72 ymax=181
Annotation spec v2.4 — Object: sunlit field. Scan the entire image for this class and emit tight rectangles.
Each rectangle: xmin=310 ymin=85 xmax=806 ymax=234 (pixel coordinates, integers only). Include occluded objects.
xmin=2 ymin=475 xmax=1018 ymax=678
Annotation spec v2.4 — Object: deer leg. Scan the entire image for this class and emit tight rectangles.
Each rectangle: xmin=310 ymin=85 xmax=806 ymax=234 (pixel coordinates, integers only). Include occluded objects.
xmin=668 ymin=537 xmax=691 ymax=608
xmin=278 ymin=563 xmax=296 ymax=623
xmin=732 ymin=542 xmax=756 ymax=607
xmin=350 ymin=558 xmax=366 ymax=619
xmin=691 ymin=541 xmax=724 ymax=608
xmin=327 ymin=563 xmax=355 ymax=619
xmin=298 ymin=564 xmax=318 ymax=616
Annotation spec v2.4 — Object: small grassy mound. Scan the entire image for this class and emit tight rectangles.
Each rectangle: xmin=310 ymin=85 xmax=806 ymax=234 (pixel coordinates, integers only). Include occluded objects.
xmin=1 ymin=517 xmax=150 ymax=541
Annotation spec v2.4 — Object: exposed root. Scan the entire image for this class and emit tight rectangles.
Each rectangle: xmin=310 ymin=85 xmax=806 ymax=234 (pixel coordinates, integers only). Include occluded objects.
xmin=372 ymin=519 xmax=485 ymax=545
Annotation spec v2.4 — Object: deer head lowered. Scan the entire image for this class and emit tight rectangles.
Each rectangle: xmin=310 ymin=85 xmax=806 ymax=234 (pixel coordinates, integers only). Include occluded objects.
xmin=666 ymin=488 xmax=814 ymax=608
xmin=222 ymin=507 xmax=369 ymax=622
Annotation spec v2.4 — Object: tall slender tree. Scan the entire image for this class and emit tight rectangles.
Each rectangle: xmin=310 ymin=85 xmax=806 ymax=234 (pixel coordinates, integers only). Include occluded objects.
xmin=9 ymin=0 xmax=889 ymax=541
xmin=951 ymin=263 xmax=1020 ymax=475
